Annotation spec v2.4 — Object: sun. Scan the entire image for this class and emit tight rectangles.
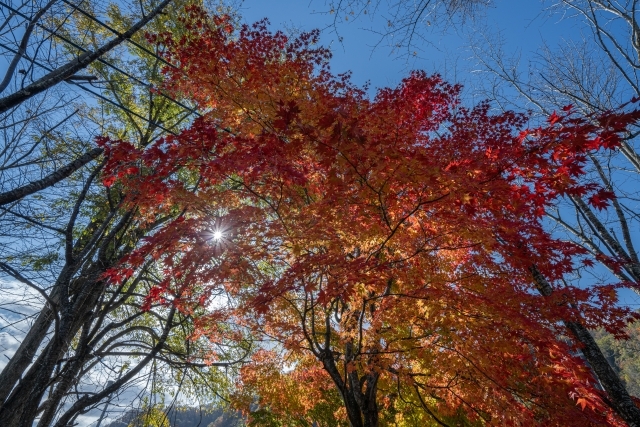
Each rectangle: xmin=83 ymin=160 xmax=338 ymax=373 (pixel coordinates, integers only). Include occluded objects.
xmin=212 ymin=230 xmax=224 ymax=241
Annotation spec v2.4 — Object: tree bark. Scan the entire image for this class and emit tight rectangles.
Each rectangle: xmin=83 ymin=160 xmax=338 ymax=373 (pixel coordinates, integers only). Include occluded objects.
xmin=0 ymin=294 xmax=57 ymax=404
xmin=321 ymin=351 xmax=365 ymax=427
xmin=36 ymin=313 xmax=97 ymax=427
xmin=0 ymin=265 xmax=79 ymax=405
xmin=566 ymin=320 xmax=640 ymax=427
xmin=570 ymin=195 xmax=640 ymax=282
xmin=50 ymin=307 xmax=176 ymax=427
xmin=320 ymin=346 xmax=380 ymax=427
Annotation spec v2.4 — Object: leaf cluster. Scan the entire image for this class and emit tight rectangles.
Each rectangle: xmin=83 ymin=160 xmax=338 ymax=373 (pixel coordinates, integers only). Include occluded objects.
xmin=99 ymin=7 xmax=640 ymax=426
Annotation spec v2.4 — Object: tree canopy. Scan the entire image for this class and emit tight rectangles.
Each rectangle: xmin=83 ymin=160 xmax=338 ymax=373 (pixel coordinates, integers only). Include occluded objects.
xmin=99 ymin=7 xmax=640 ymax=426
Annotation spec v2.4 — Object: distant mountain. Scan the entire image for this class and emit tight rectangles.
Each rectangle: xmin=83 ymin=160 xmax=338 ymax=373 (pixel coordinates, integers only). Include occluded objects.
xmin=104 ymin=406 xmax=242 ymax=427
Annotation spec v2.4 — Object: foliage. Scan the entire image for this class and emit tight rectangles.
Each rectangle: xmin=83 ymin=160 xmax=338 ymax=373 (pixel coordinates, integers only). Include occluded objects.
xmin=593 ymin=321 xmax=640 ymax=398
xmin=0 ymin=2 xmax=242 ymax=426
xmin=100 ymin=7 xmax=640 ymax=426
xmin=470 ymin=1 xmax=640 ymax=294
xmin=128 ymin=404 xmax=171 ymax=427
xmin=106 ymin=405 xmax=241 ymax=427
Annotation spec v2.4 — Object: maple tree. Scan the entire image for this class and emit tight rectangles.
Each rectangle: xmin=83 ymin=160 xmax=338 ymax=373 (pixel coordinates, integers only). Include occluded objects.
xmin=99 ymin=7 xmax=640 ymax=426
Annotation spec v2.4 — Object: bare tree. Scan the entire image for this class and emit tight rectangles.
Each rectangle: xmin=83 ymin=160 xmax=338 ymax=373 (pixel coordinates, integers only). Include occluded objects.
xmin=0 ymin=0 xmax=173 ymax=113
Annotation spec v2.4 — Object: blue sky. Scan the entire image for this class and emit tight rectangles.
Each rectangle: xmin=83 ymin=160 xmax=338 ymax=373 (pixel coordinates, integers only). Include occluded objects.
xmin=237 ymin=0 xmax=585 ymax=95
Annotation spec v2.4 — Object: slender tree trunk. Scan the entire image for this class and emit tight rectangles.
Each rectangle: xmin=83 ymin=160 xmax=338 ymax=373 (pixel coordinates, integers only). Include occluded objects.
xmin=0 ymin=263 xmax=81 ymax=405
xmin=566 ymin=321 xmax=640 ymax=426
xmin=571 ymin=195 xmax=640 ymax=282
xmin=0 ymin=292 xmax=58 ymax=404
xmin=531 ymin=266 xmax=640 ymax=426
xmin=36 ymin=315 xmax=96 ymax=427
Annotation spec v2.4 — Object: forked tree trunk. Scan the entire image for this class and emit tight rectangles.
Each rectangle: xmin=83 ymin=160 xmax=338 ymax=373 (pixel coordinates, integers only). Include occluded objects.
xmin=0 ymin=269 xmax=107 ymax=427
xmin=321 ymin=346 xmax=380 ymax=427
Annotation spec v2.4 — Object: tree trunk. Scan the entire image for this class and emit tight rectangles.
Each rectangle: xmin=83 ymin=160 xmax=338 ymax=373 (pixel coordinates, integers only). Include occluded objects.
xmin=321 ymin=347 xmax=380 ymax=427
xmin=0 ymin=266 xmax=107 ymax=427
xmin=50 ymin=307 xmax=176 ymax=427
xmin=566 ymin=321 xmax=640 ymax=427
xmin=0 ymin=292 xmax=58 ymax=404
xmin=36 ymin=315 xmax=96 ymax=427
xmin=321 ymin=352 xmax=365 ymax=427
xmin=531 ymin=266 xmax=640 ymax=426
